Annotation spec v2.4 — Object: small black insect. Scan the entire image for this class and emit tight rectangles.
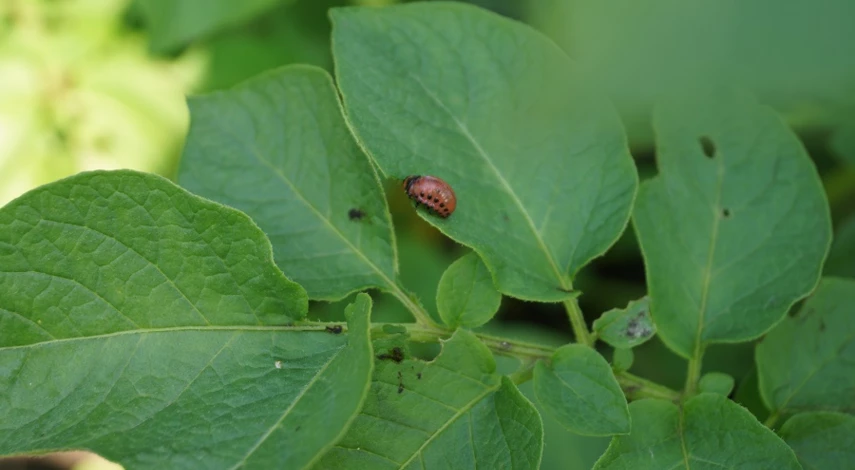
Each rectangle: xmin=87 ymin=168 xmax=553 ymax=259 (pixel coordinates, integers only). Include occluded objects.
xmin=377 ymin=347 xmax=404 ymax=363
xmin=325 ymin=325 xmax=343 ymax=334
xmin=348 ymin=208 xmax=365 ymax=221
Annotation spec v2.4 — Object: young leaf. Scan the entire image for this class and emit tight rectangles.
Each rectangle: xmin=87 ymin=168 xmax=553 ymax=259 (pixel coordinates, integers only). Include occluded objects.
xmin=611 ymin=348 xmax=634 ymax=373
xmin=136 ymin=0 xmax=284 ymax=52
xmin=436 ymin=252 xmax=502 ymax=328
xmin=593 ymin=297 xmax=655 ymax=348
xmin=633 ymin=90 xmax=831 ymax=359
xmin=780 ymin=412 xmax=855 ymax=469
xmin=331 ymin=3 xmax=637 ymax=302
xmin=314 ymin=330 xmax=543 ymax=469
xmin=593 ymin=394 xmax=800 ymax=469
xmin=756 ymin=278 xmax=855 ymax=417
xmin=533 ymin=344 xmax=630 ymax=436
xmin=179 ymin=65 xmax=398 ymax=301
xmin=0 ymin=171 xmax=374 ymax=469
xmin=698 ymin=372 xmax=735 ymax=396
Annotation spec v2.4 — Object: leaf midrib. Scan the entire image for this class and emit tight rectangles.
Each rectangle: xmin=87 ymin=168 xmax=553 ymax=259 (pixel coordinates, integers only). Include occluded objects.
xmin=411 ymin=77 xmax=569 ymax=290
xmin=0 ymin=325 xmax=306 ymax=352
xmin=215 ymin=107 xmax=398 ymax=295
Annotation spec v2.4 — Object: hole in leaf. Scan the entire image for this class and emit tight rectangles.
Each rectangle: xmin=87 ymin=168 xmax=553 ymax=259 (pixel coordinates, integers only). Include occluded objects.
xmin=699 ymin=136 xmax=716 ymax=158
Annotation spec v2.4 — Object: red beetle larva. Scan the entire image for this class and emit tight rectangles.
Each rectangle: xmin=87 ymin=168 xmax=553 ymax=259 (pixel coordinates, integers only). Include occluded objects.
xmin=402 ymin=175 xmax=456 ymax=218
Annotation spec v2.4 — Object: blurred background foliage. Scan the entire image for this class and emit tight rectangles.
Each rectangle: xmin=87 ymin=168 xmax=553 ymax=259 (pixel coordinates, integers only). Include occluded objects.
xmin=1 ymin=0 xmax=853 ymax=469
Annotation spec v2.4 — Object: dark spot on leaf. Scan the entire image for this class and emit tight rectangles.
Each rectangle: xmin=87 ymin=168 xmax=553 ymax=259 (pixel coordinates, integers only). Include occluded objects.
xmin=819 ymin=319 xmax=826 ymax=332
xmin=417 ymin=372 xmax=422 ymax=380
xmin=397 ymin=370 xmax=405 ymax=393
xmin=398 ymin=384 xmax=404 ymax=394
xmin=348 ymin=208 xmax=365 ymax=221
xmin=625 ymin=312 xmax=653 ymax=339
xmin=325 ymin=325 xmax=343 ymax=334
xmin=722 ymin=208 xmax=731 ymax=218
xmin=700 ymin=136 xmax=716 ymax=158
xmin=377 ymin=347 xmax=404 ymax=363
xmin=296 ymin=426 xmax=301 ymax=432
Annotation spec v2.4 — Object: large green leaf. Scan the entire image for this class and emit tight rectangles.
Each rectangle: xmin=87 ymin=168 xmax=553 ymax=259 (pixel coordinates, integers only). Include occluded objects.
xmin=179 ymin=65 xmax=397 ymax=301
xmin=780 ymin=412 xmax=855 ymax=469
xmin=593 ymin=394 xmax=800 ymax=469
xmin=314 ymin=330 xmax=543 ymax=469
xmin=436 ymin=252 xmax=502 ymax=328
xmin=633 ymin=90 xmax=831 ymax=358
xmin=331 ymin=3 xmax=637 ymax=302
xmin=0 ymin=171 xmax=374 ymax=469
xmin=533 ymin=344 xmax=629 ymax=436
xmin=136 ymin=0 xmax=286 ymax=52
xmin=756 ymin=278 xmax=855 ymax=417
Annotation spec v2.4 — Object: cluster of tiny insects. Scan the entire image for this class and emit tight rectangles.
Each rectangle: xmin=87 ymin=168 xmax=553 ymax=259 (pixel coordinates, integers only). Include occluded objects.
xmin=402 ymin=175 xmax=456 ymax=218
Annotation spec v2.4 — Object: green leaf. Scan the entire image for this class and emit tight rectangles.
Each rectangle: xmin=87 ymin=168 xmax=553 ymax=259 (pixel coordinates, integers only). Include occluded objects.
xmin=593 ymin=394 xmax=800 ymax=469
xmin=314 ymin=330 xmax=543 ymax=469
xmin=756 ymin=277 xmax=855 ymax=416
xmin=611 ymin=348 xmax=634 ymax=373
xmin=0 ymin=171 xmax=374 ymax=469
xmin=698 ymin=372 xmax=734 ymax=396
xmin=331 ymin=3 xmax=637 ymax=302
xmin=436 ymin=252 xmax=502 ymax=328
xmin=633 ymin=90 xmax=832 ymax=358
xmin=178 ymin=65 xmax=397 ymax=301
xmin=136 ymin=0 xmax=286 ymax=52
xmin=593 ymin=297 xmax=655 ymax=348
xmin=533 ymin=344 xmax=630 ymax=436
xmin=780 ymin=412 xmax=855 ymax=469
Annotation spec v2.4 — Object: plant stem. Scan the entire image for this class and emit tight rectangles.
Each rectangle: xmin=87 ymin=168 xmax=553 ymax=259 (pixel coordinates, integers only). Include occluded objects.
xmin=764 ymin=411 xmax=780 ymax=429
xmin=508 ymin=361 xmax=536 ymax=385
xmin=617 ymin=372 xmax=681 ymax=402
xmin=563 ymin=298 xmax=593 ymax=347
xmin=684 ymin=346 xmax=705 ymax=396
xmin=389 ymin=285 xmax=441 ymax=328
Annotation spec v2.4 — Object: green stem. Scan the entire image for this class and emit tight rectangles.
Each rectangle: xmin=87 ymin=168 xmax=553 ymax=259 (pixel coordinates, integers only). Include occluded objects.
xmin=301 ymin=320 xmax=683 ymax=397
xmin=508 ymin=361 xmax=536 ymax=385
xmin=764 ymin=411 xmax=781 ymax=429
xmin=617 ymin=372 xmax=681 ymax=402
xmin=389 ymin=285 xmax=441 ymax=328
xmin=684 ymin=346 xmax=705 ymax=396
xmin=563 ymin=298 xmax=593 ymax=347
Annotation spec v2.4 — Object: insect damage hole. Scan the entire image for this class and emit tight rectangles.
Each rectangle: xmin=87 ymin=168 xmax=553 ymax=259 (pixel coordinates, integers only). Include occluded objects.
xmin=699 ymin=136 xmax=716 ymax=158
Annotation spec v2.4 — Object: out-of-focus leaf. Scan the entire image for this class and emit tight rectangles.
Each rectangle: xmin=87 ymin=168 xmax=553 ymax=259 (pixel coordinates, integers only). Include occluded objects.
xmin=314 ymin=330 xmax=543 ymax=469
xmin=437 ymin=252 xmax=502 ymax=328
xmin=332 ymin=2 xmax=637 ymax=302
xmin=179 ymin=66 xmax=397 ymax=301
xmin=756 ymin=278 xmax=855 ymax=417
xmin=780 ymin=412 xmax=855 ymax=469
xmin=633 ymin=90 xmax=831 ymax=358
xmin=593 ymin=394 xmax=799 ymax=469
xmin=593 ymin=297 xmax=655 ymax=348
xmin=534 ymin=344 xmax=629 ymax=436
xmin=528 ymin=0 xmax=855 ymax=147
xmin=136 ymin=0 xmax=287 ymax=52
xmin=0 ymin=171 xmax=376 ymax=468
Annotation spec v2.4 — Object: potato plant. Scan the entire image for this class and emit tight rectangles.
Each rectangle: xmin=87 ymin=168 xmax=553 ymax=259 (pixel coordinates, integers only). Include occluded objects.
xmin=1 ymin=3 xmax=851 ymax=469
